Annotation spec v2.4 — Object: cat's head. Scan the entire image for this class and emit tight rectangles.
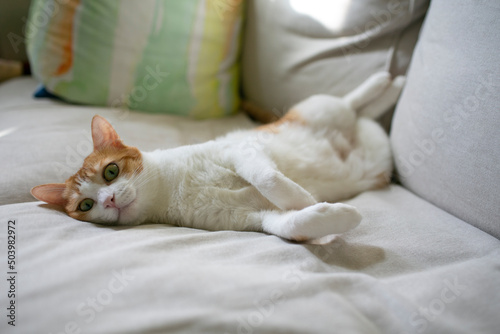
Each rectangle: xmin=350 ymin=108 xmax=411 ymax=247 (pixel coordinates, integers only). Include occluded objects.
xmin=32 ymin=116 xmax=149 ymax=225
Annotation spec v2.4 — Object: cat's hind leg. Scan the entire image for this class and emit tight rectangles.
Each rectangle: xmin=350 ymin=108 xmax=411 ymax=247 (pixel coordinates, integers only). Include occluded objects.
xmin=258 ymin=202 xmax=362 ymax=241
xmin=343 ymin=71 xmax=392 ymax=110
xmin=358 ymin=75 xmax=406 ymax=119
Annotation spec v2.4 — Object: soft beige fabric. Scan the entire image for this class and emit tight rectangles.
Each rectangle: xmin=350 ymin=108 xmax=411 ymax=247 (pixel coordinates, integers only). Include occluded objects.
xmin=391 ymin=0 xmax=500 ymax=238
xmin=1 ymin=77 xmax=500 ymax=333
xmin=0 ymin=187 xmax=499 ymax=333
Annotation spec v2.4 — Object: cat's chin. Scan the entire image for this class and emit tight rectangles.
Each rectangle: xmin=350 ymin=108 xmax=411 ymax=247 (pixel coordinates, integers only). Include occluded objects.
xmin=115 ymin=200 xmax=141 ymax=225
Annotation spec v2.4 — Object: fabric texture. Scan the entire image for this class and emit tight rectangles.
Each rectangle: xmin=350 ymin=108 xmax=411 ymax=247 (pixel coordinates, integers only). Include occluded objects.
xmin=241 ymin=0 xmax=429 ymax=118
xmin=1 ymin=77 xmax=500 ymax=333
xmin=26 ymin=0 xmax=244 ymax=118
xmin=390 ymin=0 xmax=500 ymax=238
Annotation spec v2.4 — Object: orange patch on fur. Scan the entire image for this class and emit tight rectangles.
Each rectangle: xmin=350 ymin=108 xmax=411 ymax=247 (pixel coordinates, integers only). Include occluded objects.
xmin=372 ymin=172 xmax=391 ymax=189
xmin=241 ymin=100 xmax=277 ymax=123
xmin=292 ymin=235 xmax=309 ymax=243
xmin=255 ymin=109 xmax=305 ymax=133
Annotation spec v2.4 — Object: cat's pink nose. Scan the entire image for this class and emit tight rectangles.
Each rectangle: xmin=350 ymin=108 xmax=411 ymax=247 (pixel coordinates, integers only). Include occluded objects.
xmin=103 ymin=194 xmax=116 ymax=209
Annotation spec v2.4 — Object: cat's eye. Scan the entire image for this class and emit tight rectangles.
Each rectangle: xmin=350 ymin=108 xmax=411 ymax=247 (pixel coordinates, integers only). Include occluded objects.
xmin=79 ymin=198 xmax=94 ymax=212
xmin=103 ymin=163 xmax=119 ymax=182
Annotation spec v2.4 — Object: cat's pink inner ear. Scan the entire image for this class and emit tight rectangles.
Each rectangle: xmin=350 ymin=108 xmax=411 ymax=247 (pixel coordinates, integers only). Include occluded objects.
xmin=31 ymin=183 xmax=68 ymax=208
xmin=91 ymin=115 xmax=125 ymax=151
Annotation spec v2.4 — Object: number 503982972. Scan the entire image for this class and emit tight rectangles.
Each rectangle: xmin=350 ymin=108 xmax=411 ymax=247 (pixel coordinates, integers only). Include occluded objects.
xmin=7 ymin=220 xmax=16 ymax=271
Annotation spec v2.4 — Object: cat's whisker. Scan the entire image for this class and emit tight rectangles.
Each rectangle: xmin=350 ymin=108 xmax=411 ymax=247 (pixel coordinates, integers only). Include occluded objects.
xmin=128 ymin=166 xmax=155 ymax=189
xmin=128 ymin=171 xmax=142 ymax=187
xmin=126 ymin=164 xmax=145 ymax=184
xmin=134 ymin=171 xmax=158 ymax=189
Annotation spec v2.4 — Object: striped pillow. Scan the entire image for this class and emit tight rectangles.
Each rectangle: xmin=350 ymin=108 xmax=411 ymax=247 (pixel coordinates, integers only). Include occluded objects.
xmin=26 ymin=0 xmax=244 ymax=118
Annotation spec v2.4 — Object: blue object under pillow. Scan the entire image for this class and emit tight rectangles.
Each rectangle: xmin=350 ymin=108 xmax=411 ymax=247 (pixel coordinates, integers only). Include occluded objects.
xmin=33 ymin=85 xmax=62 ymax=100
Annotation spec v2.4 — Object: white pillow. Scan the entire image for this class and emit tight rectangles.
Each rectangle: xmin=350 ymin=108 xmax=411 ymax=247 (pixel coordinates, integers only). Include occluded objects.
xmin=242 ymin=0 xmax=429 ymax=119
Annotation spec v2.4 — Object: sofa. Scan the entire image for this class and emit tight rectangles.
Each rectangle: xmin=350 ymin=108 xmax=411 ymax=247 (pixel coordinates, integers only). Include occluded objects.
xmin=1 ymin=1 xmax=499 ymax=333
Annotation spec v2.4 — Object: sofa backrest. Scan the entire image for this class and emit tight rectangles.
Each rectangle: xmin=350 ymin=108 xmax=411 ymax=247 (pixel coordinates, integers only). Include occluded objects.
xmin=241 ymin=0 xmax=429 ymax=118
xmin=391 ymin=0 xmax=500 ymax=238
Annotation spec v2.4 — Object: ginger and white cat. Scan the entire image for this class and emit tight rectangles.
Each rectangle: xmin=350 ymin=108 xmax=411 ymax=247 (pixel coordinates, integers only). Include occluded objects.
xmin=32 ymin=72 xmax=404 ymax=241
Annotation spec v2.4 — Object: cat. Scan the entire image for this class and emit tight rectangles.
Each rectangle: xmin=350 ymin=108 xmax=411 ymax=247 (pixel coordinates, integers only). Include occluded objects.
xmin=31 ymin=71 xmax=405 ymax=241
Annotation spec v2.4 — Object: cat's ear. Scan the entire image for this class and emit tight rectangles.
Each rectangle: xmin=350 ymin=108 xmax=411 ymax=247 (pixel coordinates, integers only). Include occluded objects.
xmin=31 ymin=183 xmax=68 ymax=207
xmin=91 ymin=115 xmax=125 ymax=151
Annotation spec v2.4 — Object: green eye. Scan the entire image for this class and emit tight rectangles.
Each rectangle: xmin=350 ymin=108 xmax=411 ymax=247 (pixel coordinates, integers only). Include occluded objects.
xmin=79 ymin=198 xmax=94 ymax=212
xmin=103 ymin=163 xmax=119 ymax=182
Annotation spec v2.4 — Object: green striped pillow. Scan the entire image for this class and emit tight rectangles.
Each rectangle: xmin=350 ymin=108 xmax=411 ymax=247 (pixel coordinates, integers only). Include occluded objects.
xmin=26 ymin=0 xmax=244 ymax=118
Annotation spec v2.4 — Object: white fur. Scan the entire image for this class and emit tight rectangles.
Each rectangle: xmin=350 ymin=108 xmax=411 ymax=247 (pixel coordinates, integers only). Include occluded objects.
xmin=90 ymin=72 xmax=404 ymax=241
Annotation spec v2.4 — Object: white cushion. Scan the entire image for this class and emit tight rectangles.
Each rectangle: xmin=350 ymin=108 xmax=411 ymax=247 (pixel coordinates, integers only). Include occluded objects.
xmin=242 ymin=0 xmax=429 ymax=117
xmin=391 ymin=0 xmax=500 ymax=238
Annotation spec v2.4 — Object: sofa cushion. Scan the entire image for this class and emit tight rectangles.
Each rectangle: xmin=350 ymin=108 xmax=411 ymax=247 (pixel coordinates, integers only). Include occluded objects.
xmin=2 ymin=185 xmax=499 ymax=333
xmin=26 ymin=0 xmax=243 ymax=118
xmin=390 ymin=0 xmax=500 ymax=238
xmin=241 ymin=0 xmax=429 ymax=118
